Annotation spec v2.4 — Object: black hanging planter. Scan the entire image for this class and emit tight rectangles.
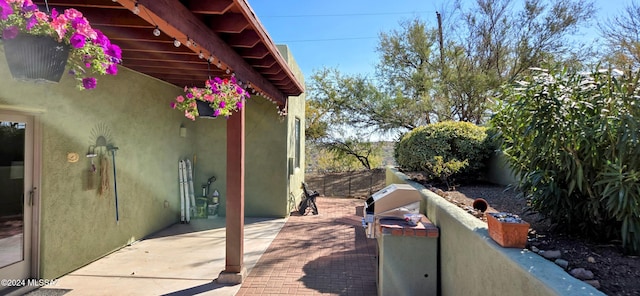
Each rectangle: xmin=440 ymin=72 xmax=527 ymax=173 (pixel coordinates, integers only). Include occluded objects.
xmin=2 ymin=34 xmax=70 ymax=83
xmin=196 ymin=100 xmax=218 ymax=119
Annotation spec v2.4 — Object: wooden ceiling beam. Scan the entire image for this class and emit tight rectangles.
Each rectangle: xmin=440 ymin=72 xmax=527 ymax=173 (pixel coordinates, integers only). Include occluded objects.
xmin=264 ymin=71 xmax=289 ymax=81
xmin=123 ymin=51 xmax=207 ymax=64
xmin=210 ymin=13 xmax=249 ymax=33
xmin=126 ymin=66 xmax=225 ymax=78
xmin=40 ymin=5 xmax=151 ymax=27
xmin=225 ymin=30 xmax=261 ymax=48
xmin=93 ymin=26 xmax=172 ymax=43
xmin=123 ymin=60 xmax=207 ymax=71
xmin=236 ymin=44 xmax=269 ymax=59
xmin=246 ymin=56 xmax=276 ymax=68
xmin=137 ymin=0 xmax=286 ymax=102
xmin=260 ymin=65 xmax=282 ymax=75
xmin=187 ymin=0 xmax=234 ymax=15
xmin=33 ymin=0 xmax=122 ymax=9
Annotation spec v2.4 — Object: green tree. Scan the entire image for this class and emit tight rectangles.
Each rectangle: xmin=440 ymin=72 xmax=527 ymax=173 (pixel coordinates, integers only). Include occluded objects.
xmin=306 ymin=68 xmax=387 ymax=171
xmin=375 ymin=0 xmax=595 ymax=124
xmin=599 ymin=0 xmax=640 ymax=69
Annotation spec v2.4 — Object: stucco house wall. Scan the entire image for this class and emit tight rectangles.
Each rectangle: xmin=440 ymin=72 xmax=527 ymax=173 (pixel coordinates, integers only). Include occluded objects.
xmin=0 ymin=49 xmax=189 ymax=278
xmin=1 ymin=43 xmax=305 ymax=280
xmin=278 ymin=45 xmax=306 ymax=216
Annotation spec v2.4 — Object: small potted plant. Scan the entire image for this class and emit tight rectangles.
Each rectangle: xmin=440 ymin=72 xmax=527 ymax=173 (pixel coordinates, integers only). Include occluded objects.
xmin=486 ymin=212 xmax=530 ymax=248
xmin=0 ymin=0 xmax=121 ymax=89
xmin=171 ymin=76 xmax=250 ymax=120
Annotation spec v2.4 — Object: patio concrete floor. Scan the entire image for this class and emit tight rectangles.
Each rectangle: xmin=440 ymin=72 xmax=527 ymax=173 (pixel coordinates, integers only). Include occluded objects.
xmin=23 ymin=217 xmax=285 ymax=296
xmin=21 ymin=197 xmax=378 ymax=296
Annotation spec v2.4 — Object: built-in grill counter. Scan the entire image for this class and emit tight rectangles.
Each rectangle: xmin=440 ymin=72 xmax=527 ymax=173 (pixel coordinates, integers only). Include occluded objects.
xmin=363 ymin=183 xmax=422 ymax=238
xmin=363 ymin=184 xmax=440 ymax=296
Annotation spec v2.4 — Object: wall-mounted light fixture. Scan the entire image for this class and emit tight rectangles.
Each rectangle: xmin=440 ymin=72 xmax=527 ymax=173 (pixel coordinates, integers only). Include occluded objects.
xmin=179 ymin=124 xmax=187 ymax=138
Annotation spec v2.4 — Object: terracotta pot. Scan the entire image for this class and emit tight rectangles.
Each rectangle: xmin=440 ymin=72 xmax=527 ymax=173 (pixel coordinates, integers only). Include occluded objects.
xmin=486 ymin=212 xmax=530 ymax=248
xmin=2 ymin=34 xmax=70 ymax=83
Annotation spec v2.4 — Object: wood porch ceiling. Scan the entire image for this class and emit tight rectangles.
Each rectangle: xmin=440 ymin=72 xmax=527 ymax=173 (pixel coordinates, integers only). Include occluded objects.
xmin=33 ymin=0 xmax=304 ymax=104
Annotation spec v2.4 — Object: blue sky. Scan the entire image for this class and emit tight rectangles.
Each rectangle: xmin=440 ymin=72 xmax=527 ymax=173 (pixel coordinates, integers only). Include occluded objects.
xmin=250 ymin=0 xmax=633 ymax=80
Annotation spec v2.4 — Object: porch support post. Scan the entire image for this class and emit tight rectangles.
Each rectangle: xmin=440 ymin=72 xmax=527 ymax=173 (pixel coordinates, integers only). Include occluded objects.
xmin=218 ymin=106 xmax=246 ymax=283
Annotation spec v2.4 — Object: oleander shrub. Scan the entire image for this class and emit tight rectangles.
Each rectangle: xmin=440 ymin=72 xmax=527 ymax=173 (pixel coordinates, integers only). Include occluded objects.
xmin=394 ymin=121 xmax=492 ymax=185
xmin=491 ymin=67 xmax=640 ymax=254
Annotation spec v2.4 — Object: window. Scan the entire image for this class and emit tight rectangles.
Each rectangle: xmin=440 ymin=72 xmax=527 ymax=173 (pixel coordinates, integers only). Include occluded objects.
xmin=295 ymin=117 xmax=301 ymax=169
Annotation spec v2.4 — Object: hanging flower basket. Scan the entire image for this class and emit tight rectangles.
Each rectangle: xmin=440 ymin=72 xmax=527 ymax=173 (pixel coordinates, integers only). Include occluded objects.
xmin=2 ymin=34 xmax=70 ymax=83
xmin=171 ymin=77 xmax=250 ymax=120
xmin=0 ymin=0 xmax=122 ymax=89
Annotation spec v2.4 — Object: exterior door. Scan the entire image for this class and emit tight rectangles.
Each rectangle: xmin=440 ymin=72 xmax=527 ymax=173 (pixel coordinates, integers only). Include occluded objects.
xmin=0 ymin=112 xmax=35 ymax=287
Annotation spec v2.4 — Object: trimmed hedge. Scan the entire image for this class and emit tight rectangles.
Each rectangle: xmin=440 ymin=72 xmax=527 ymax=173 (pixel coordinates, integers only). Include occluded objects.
xmin=394 ymin=121 xmax=492 ymax=183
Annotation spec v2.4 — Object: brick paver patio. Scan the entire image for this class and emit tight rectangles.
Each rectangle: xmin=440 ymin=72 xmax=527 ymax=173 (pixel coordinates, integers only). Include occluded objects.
xmin=236 ymin=197 xmax=378 ymax=295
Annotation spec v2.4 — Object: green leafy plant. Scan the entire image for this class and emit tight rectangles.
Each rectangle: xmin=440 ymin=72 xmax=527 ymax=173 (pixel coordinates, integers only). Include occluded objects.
xmin=0 ymin=0 xmax=122 ymax=89
xmin=425 ymin=156 xmax=468 ymax=189
xmin=492 ymin=67 xmax=640 ymax=254
xmin=394 ymin=121 xmax=491 ymax=184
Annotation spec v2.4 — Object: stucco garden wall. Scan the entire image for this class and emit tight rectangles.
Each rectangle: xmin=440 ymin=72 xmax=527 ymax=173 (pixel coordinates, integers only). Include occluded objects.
xmin=0 ymin=50 xmax=190 ymax=279
xmin=483 ymin=150 xmax=519 ymax=186
xmin=385 ymin=167 xmax=604 ymax=296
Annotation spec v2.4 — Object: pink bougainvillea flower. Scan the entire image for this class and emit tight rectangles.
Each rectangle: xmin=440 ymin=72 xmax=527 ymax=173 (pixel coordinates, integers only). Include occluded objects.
xmin=21 ymin=1 xmax=37 ymax=12
xmin=0 ymin=1 xmax=14 ymax=20
xmin=33 ymin=10 xmax=47 ymax=21
xmin=74 ymin=22 xmax=96 ymax=40
xmin=25 ymin=14 xmax=38 ymax=30
xmin=63 ymin=8 xmax=83 ymax=20
xmin=82 ymin=77 xmax=97 ymax=89
xmin=236 ymin=101 xmax=243 ymax=109
xmin=219 ymin=101 xmax=226 ymax=109
xmin=185 ymin=92 xmax=193 ymax=99
xmin=92 ymin=29 xmax=110 ymax=47
xmin=70 ymin=16 xmax=87 ymax=29
xmin=213 ymin=109 xmax=221 ymax=117
xmin=105 ymin=63 xmax=118 ymax=75
xmin=170 ymin=102 xmax=177 ymax=109
xmin=176 ymin=96 xmax=185 ymax=103
xmin=69 ymin=32 xmax=86 ymax=48
xmin=50 ymin=16 xmax=69 ymax=40
xmin=105 ymin=44 xmax=121 ymax=59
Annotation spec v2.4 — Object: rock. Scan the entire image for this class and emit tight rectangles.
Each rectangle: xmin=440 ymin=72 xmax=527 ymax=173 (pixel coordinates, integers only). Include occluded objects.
xmin=584 ymin=280 xmax=600 ymax=289
xmin=570 ymin=268 xmax=595 ymax=280
xmin=554 ymin=259 xmax=569 ymax=269
xmin=540 ymin=250 xmax=562 ymax=260
xmin=531 ymin=246 xmax=540 ymax=253
xmin=587 ymin=256 xmax=596 ymax=263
